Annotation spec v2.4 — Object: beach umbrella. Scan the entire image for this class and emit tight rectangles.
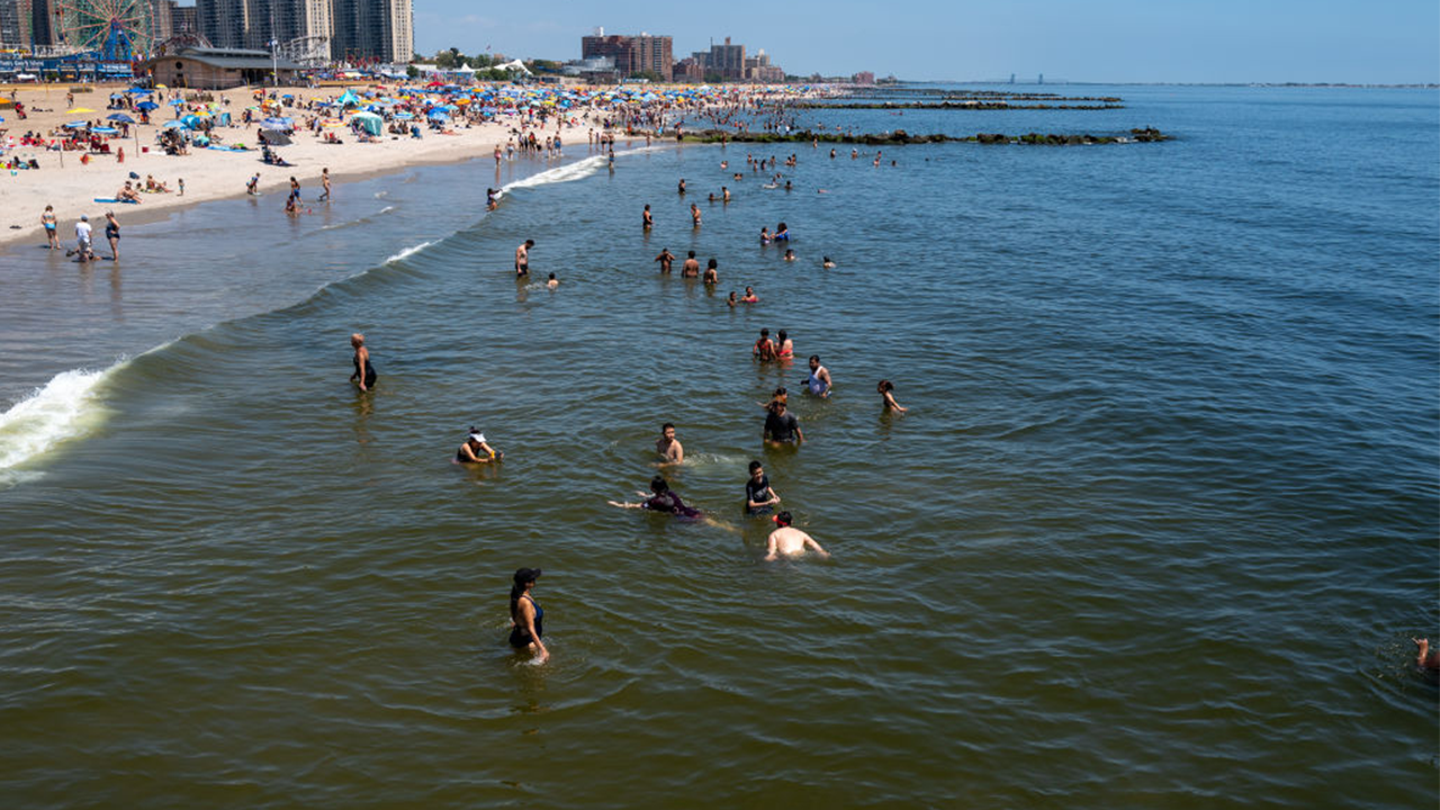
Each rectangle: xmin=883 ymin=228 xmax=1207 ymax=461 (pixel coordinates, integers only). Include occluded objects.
xmin=92 ymin=126 xmax=119 ymax=134
xmin=106 ymin=113 xmax=136 ymax=123
xmin=169 ymin=99 xmax=185 ymax=107
xmin=66 ymin=107 xmax=95 ymax=114
xmin=64 ymin=120 xmax=89 ymax=128
xmin=109 ymin=93 xmax=124 ymax=99
xmin=136 ymin=101 xmax=158 ymax=111
xmin=161 ymin=120 xmax=187 ymax=129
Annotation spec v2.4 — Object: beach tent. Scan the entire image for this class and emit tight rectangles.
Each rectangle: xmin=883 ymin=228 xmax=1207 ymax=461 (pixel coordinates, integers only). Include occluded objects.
xmin=337 ymin=90 xmax=362 ymax=107
xmin=350 ymin=111 xmax=383 ymax=135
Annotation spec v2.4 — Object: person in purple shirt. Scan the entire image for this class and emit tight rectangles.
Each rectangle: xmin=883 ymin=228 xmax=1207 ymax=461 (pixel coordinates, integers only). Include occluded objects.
xmin=609 ymin=476 xmax=701 ymax=519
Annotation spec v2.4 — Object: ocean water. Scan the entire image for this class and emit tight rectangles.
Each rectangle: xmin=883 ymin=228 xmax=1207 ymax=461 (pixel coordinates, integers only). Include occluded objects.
xmin=1 ymin=85 xmax=1436 ymax=809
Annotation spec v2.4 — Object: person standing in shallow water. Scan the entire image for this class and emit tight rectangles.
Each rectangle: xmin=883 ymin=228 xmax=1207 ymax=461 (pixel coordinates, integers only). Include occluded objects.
xmin=350 ymin=333 xmax=376 ymax=392
xmin=509 ymin=568 xmax=548 ymax=664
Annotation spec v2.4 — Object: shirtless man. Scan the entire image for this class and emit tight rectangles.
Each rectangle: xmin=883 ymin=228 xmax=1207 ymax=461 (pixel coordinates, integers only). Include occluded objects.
xmin=681 ymin=250 xmax=700 ymax=278
xmin=655 ymin=422 xmax=684 ymax=466
xmin=690 ymin=203 xmax=701 ymax=227
xmin=703 ymin=259 xmax=719 ymax=285
xmin=764 ymin=512 xmax=828 ymax=560
xmin=515 ymin=239 xmax=534 ymax=276
xmin=654 ymin=247 xmax=675 ymax=273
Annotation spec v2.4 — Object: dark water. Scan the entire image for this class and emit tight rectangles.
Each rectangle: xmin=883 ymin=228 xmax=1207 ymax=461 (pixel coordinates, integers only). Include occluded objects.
xmin=1 ymin=86 xmax=1437 ymax=808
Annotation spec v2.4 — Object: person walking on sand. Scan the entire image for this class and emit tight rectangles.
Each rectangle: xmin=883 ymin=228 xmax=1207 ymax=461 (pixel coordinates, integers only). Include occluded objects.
xmin=509 ymin=568 xmax=548 ymax=664
xmin=349 ymin=333 xmax=377 ymax=392
xmin=515 ymin=239 xmax=534 ymax=276
xmin=764 ymin=512 xmax=828 ymax=560
xmin=41 ymin=205 xmax=59 ymax=250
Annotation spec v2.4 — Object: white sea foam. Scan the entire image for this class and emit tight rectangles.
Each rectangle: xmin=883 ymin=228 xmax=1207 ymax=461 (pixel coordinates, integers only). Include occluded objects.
xmin=500 ymin=154 xmax=607 ymax=196
xmin=385 ymin=240 xmax=433 ymax=263
xmin=0 ymin=366 xmax=118 ymax=478
xmin=379 ymin=205 xmax=396 ymax=214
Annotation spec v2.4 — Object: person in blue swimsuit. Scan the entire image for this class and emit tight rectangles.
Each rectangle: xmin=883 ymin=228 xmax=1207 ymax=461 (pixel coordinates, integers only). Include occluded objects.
xmin=509 ymin=568 xmax=548 ymax=663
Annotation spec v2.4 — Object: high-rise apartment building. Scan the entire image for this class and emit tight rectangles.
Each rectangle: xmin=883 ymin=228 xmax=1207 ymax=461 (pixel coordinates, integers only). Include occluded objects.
xmin=0 ymin=0 xmax=26 ymax=48
xmin=330 ymin=0 xmax=410 ymax=63
xmin=581 ymin=29 xmax=673 ymax=81
xmin=197 ymin=0 xmax=409 ymax=63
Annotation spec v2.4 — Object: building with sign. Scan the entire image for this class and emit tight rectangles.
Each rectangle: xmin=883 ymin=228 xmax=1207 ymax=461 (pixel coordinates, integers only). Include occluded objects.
xmin=144 ymin=45 xmax=301 ymax=88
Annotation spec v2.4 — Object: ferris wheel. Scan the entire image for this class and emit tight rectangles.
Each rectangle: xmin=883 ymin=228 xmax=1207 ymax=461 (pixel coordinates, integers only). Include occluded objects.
xmin=54 ymin=0 xmax=154 ymax=62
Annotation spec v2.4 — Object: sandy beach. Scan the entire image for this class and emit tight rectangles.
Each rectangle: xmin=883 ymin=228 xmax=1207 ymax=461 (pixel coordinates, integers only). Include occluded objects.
xmin=0 ymin=83 xmax=568 ymax=255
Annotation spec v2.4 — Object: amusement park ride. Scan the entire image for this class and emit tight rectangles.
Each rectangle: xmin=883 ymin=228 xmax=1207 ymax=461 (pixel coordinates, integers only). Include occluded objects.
xmin=52 ymin=0 xmax=155 ymax=62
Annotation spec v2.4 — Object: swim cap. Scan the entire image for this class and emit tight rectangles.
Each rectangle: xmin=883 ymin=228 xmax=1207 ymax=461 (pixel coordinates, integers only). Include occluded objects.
xmin=773 ymin=512 xmax=792 ymax=527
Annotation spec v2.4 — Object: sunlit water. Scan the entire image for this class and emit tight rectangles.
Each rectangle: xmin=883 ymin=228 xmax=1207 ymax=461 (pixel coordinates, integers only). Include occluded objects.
xmin=1 ymin=85 xmax=1436 ymax=808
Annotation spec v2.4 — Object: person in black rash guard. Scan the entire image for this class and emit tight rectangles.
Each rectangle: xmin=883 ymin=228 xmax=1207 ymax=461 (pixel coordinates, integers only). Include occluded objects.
xmin=609 ymin=476 xmax=702 ymax=518
xmin=350 ymin=333 xmax=377 ymax=391
xmin=745 ymin=460 xmax=781 ymax=514
xmin=763 ymin=400 xmax=804 ymax=446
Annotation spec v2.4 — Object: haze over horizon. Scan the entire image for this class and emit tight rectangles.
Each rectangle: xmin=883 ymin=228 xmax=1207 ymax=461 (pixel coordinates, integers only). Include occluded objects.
xmin=412 ymin=0 xmax=1439 ymax=85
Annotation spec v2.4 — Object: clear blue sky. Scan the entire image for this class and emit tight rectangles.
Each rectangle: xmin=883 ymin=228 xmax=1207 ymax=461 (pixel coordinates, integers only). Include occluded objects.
xmin=413 ymin=0 xmax=1439 ymax=84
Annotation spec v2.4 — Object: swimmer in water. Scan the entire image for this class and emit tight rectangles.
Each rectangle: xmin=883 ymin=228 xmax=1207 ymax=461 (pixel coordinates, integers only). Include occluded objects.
xmin=608 ymin=475 xmax=702 ymax=518
xmin=508 ymin=568 xmax=548 ymax=664
xmin=805 ymin=355 xmax=832 ymax=398
xmin=456 ymin=427 xmax=503 ymax=463
xmin=642 ymin=204 xmax=654 ymax=229
xmin=654 ymin=247 xmax=675 ymax=273
xmin=758 ymin=386 xmax=788 ymax=411
xmin=681 ymin=251 xmax=700 ymax=278
xmin=745 ymin=460 xmax=781 ymax=514
xmin=515 ymin=239 xmax=534 ymax=276
xmin=776 ymin=330 xmax=794 ymax=359
xmin=547 ymin=272 xmax=558 ymax=289
xmin=822 ymin=256 xmax=836 ymax=269
xmin=742 ymin=286 xmax=758 ymax=303
xmin=764 ymin=512 xmax=828 ymax=560
xmin=753 ymin=328 xmax=777 ymax=362
xmin=678 ymin=178 xmax=687 ymax=194
xmin=784 ymin=249 xmax=796 ymax=262
xmin=690 ymin=203 xmax=702 ymax=227
xmin=728 ymin=291 xmax=738 ymax=308
xmin=877 ymin=379 xmax=907 ymax=412
xmin=350 ymin=333 xmax=377 ymax=392
xmin=763 ymin=400 xmax=804 ymax=445
xmin=760 ymin=227 xmax=771 ymax=244
xmin=723 ymin=186 xmax=731 ymax=202
xmin=774 ymin=222 xmax=790 ymax=241
xmin=703 ymin=258 xmax=719 ymax=285
xmin=655 ymin=422 xmax=684 ymax=466
xmin=1415 ymin=638 xmax=1440 ymax=671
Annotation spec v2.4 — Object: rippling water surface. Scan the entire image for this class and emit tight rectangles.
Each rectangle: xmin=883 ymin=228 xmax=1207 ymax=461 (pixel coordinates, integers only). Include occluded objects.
xmin=1 ymin=85 xmax=1437 ymax=809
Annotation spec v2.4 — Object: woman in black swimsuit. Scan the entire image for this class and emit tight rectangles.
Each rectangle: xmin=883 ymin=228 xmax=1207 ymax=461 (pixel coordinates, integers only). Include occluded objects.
xmin=509 ymin=568 xmax=548 ymax=663
xmin=104 ymin=211 xmax=121 ymax=260
xmin=349 ymin=333 xmax=376 ymax=392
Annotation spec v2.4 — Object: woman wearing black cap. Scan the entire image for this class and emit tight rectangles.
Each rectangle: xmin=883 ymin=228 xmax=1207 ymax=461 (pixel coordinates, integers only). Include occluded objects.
xmin=509 ymin=568 xmax=548 ymax=663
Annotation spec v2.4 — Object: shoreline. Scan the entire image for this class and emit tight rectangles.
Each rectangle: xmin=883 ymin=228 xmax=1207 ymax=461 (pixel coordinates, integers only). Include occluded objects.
xmin=0 ymin=82 xmax=644 ymax=257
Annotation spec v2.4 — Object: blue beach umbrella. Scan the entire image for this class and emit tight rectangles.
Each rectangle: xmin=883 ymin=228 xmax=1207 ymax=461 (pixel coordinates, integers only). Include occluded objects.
xmin=64 ymin=120 xmax=89 ymax=128
xmin=427 ymin=109 xmax=449 ymax=120
xmin=106 ymin=113 xmax=136 ymax=123
xmin=136 ymin=100 xmax=158 ymax=111
xmin=161 ymin=120 xmax=187 ymax=129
